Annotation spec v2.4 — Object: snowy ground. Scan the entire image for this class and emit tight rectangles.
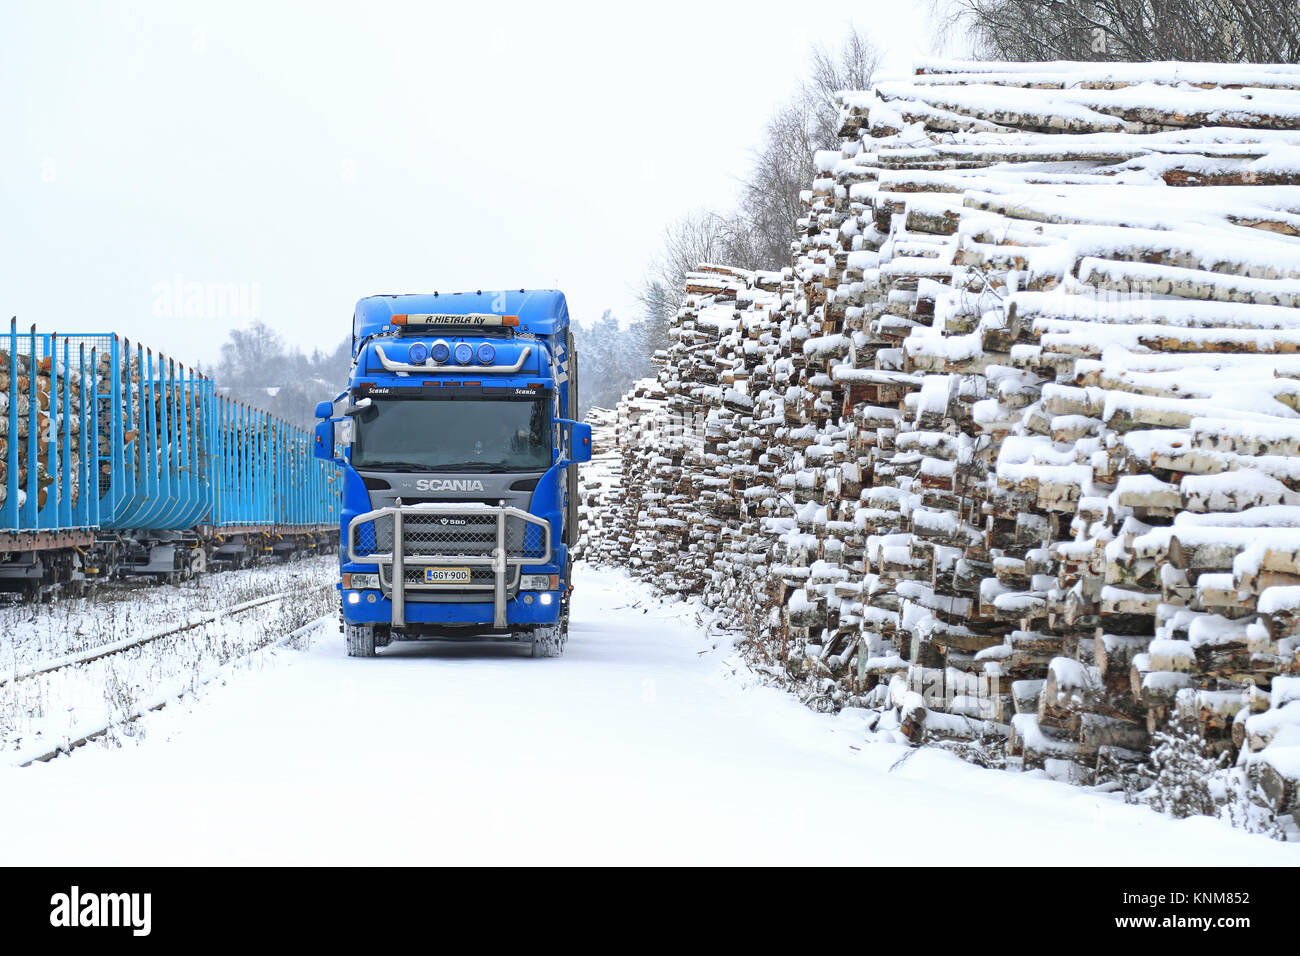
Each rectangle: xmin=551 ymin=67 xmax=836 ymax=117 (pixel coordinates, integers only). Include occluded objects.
xmin=0 ymin=557 xmax=337 ymax=669
xmin=0 ymin=557 xmax=336 ymax=766
xmin=0 ymin=563 xmax=1294 ymax=865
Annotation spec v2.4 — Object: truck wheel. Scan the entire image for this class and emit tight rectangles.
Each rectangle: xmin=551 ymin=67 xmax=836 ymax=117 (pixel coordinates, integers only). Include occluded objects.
xmin=529 ymin=624 xmax=565 ymax=658
xmin=346 ymin=623 xmax=377 ymax=657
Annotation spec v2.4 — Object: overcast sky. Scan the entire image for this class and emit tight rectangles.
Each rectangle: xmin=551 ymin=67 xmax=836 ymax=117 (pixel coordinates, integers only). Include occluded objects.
xmin=0 ymin=1 xmax=940 ymax=366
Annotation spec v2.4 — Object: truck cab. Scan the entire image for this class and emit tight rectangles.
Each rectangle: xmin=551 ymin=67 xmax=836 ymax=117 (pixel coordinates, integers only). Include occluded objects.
xmin=315 ymin=290 xmax=590 ymax=657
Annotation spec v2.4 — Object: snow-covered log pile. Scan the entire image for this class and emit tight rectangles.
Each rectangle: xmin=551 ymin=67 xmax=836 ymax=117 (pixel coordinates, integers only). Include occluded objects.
xmin=583 ymin=60 xmax=1300 ymax=820
xmin=578 ymin=378 xmax=667 ymax=572
xmin=574 ymin=405 xmax=620 ymax=561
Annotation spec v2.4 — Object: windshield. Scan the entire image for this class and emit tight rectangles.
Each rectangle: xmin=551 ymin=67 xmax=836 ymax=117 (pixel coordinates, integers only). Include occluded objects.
xmin=352 ymin=397 xmax=552 ymax=472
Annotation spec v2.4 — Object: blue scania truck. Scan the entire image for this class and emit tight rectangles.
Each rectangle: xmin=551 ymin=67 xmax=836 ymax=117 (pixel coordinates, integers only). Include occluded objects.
xmin=314 ymin=290 xmax=591 ymax=658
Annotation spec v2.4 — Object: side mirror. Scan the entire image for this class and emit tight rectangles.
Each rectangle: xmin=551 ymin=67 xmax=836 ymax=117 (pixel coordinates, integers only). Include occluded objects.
xmin=313 ymin=419 xmax=334 ymax=461
xmin=315 ymin=400 xmax=333 ymax=420
xmin=570 ymin=422 xmax=593 ymax=463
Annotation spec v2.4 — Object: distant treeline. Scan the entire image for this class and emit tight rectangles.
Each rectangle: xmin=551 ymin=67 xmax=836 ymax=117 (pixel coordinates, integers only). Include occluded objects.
xmin=205 ymin=321 xmax=351 ymax=429
xmin=570 ymin=309 xmax=655 ymax=419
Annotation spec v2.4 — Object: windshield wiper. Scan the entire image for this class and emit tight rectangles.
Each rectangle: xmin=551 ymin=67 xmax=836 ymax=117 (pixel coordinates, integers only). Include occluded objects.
xmin=424 ymin=461 xmax=526 ymax=472
xmin=356 ymin=460 xmax=548 ymax=473
xmin=356 ymin=461 xmax=433 ymax=473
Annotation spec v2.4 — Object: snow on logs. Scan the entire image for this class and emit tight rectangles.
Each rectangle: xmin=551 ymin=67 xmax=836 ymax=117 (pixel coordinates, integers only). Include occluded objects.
xmin=581 ymin=60 xmax=1300 ymax=812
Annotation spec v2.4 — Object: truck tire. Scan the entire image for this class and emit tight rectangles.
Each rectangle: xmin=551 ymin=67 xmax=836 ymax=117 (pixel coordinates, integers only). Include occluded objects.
xmin=346 ymin=623 xmax=377 ymax=657
xmin=529 ymin=623 xmax=565 ymax=658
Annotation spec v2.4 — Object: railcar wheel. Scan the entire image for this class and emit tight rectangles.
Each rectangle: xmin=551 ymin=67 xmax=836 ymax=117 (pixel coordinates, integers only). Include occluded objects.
xmin=346 ymin=623 xmax=377 ymax=657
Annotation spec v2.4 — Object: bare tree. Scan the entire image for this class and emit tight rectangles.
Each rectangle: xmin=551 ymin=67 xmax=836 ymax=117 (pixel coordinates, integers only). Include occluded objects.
xmin=940 ymin=0 xmax=1300 ymax=63
xmin=806 ymin=27 xmax=882 ymax=146
xmin=737 ymin=26 xmax=881 ymax=269
xmin=636 ymin=279 xmax=673 ymax=360
xmin=635 ymin=27 xmax=881 ymax=351
xmin=216 ymin=320 xmax=351 ymax=427
xmin=737 ymin=105 xmax=821 ymax=269
xmin=635 ymin=208 xmax=760 ymax=352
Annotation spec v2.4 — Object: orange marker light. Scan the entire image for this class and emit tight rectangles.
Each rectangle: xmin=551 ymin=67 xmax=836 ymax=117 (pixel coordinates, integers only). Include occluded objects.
xmin=391 ymin=314 xmax=408 ymax=324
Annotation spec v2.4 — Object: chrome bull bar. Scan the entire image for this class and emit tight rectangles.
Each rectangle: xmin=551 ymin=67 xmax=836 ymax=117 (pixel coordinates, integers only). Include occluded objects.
xmin=346 ymin=501 xmax=553 ymax=629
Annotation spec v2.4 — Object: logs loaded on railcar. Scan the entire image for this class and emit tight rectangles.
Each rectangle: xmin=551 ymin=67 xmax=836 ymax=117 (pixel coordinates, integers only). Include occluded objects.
xmin=0 ymin=319 xmax=340 ymax=599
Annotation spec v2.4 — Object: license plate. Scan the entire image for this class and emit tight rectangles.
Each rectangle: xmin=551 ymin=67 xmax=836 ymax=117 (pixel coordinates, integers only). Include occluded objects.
xmin=425 ymin=567 xmax=471 ymax=584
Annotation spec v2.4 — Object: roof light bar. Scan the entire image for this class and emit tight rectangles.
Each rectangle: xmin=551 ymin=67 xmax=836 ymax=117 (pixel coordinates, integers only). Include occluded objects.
xmin=374 ymin=344 xmax=532 ymax=375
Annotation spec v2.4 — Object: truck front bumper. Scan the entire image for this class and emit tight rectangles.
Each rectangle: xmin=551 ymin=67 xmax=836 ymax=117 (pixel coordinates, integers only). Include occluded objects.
xmin=346 ymin=501 xmax=553 ymax=630
xmin=341 ymin=590 xmax=562 ymax=627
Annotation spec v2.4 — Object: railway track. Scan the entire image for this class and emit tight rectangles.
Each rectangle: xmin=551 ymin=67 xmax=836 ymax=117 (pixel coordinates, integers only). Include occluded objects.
xmin=1 ymin=587 xmax=331 ymax=687
xmin=3 ymin=584 xmax=336 ymax=767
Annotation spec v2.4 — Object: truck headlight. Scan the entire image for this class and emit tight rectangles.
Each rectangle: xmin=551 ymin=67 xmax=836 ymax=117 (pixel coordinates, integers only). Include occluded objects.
xmin=521 ymin=574 xmax=559 ymax=591
xmin=344 ymin=572 xmax=381 ymax=590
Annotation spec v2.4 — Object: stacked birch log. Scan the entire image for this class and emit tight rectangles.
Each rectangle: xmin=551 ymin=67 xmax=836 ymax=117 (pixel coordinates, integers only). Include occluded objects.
xmin=581 ymin=59 xmax=1300 ymax=821
xmin=574 ymin=405 xmax=620 ymax=560
xmin=580 ymin=379 xmax=667 ymax=572
xmin=0 ymin=341 xmax=218 ymax=515
xmin=0 ymin=350 xmax=89 ymax=511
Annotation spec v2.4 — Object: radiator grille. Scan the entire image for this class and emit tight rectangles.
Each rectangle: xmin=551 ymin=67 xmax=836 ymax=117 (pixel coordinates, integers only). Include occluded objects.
xmin=350 ymin=508 xmax=548 ymax=561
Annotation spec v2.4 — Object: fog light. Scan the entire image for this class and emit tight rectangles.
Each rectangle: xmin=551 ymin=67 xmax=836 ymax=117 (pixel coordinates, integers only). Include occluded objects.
xmin=523 ymin=594 xmax=534 ymax=604
xmin=539 ymin=593 xmax=553 ymax=605
xmin=366 ymin=593 xmax=377 ymax=603
xmin=347 ymin=592 xmax=360 ymax=604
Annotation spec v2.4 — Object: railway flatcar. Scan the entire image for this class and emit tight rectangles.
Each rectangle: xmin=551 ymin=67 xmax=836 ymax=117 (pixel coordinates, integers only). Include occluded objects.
xmin=0 ymin=319 xmax=340 ymax=600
